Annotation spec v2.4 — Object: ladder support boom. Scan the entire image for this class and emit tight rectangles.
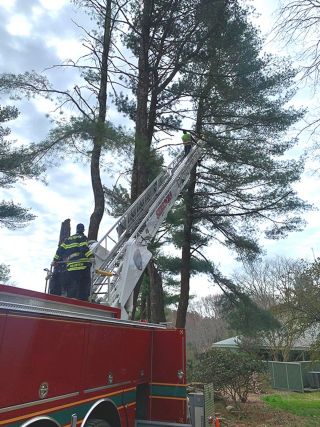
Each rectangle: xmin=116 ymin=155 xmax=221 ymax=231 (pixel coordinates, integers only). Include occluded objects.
xmin=91 ymin=144 xmax=204 ymax=318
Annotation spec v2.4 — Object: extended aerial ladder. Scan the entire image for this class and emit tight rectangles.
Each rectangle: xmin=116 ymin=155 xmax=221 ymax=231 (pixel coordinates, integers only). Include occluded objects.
xmin=90 ymin=142 xmax=204 ymax=318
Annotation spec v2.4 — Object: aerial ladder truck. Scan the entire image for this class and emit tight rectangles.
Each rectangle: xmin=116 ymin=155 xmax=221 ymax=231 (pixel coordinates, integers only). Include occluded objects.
xmin=89 ymin=143 xmax=204 ymax=318
xmin=0 ymin=143 xmax=216 ymax=427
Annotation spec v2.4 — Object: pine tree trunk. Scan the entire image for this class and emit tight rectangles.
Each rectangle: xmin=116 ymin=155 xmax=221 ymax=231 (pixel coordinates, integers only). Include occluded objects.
xmin=148 ymin=260 xmax=166 ymax=323
xmin=88 ymin=0 xmax=112 ymax=241
xmin=131 ymin=0 xmax=151 ymax=202
xmin=59 ymin=219 xmax=70 ymax=244
xmin=175 ymin=90 xmax=206 ymax=328
xmin=131 ymin=275 xmax=143 ymax=320
xmin=176 ymin=164 xmax=197 ymax=328
xmin=130 ymin=0 xmax=155 ymax=317
xmin=146 ymin=292 xmax=151 ymax=321
xmin=89 ymin=139 xmax=104 ymax=241
xmin=140 ymin=294 xmax=147 ymax=320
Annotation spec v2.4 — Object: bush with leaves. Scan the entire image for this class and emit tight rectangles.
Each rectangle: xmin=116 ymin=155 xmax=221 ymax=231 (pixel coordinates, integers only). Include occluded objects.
xmin=189 ymin=349 xmax=267 ymax=417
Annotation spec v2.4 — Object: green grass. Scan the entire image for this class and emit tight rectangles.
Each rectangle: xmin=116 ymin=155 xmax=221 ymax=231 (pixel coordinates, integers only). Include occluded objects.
xmin=261 ymin=392 xmax=320 ymax=419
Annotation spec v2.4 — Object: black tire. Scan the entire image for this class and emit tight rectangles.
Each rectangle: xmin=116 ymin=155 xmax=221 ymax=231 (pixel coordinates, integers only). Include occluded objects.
xmin=84 ymin=420 xmax=111 ymax=427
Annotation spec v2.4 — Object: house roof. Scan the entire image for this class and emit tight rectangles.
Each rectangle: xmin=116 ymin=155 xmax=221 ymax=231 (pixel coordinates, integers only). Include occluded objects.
xmin=212 ymin=329 xmax=319 ymax=351
xmin=212 ymin=337 xmax=239 ymax=349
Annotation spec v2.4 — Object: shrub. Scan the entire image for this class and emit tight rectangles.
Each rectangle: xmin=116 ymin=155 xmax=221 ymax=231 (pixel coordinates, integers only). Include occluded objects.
xmin=189 ymin=349 xmax=267 ymax=417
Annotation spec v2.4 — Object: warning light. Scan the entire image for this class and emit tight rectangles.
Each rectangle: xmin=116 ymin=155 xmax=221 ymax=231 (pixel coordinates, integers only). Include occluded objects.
xmin=140 ymin=319 xmax=147 ymax=323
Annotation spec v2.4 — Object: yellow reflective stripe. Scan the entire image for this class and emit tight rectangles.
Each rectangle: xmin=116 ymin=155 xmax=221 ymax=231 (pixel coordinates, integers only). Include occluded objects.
xmin=79 ymin=241 xmax=88 ymax=247
xmin=68 ymin=252 xmax=80 ymax=259
xmin=63 ymin=243 xmax=81 ymax=249
xmin=68 ymin=266 xmax=88 ymax=271
xmin=85 ymin=251 xmax=92 ymax=257
xmin=182 ymin=134 xmax=192 ymax=144
xmin=54 ymin=255 xmax=59 ymax=260
xmin=67 ymin=259 xmax=91 ymax=267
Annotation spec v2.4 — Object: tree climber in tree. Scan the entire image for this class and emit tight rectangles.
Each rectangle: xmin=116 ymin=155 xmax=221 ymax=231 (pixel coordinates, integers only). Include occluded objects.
xmin=181 ymin=130 xmax=195 ymax=157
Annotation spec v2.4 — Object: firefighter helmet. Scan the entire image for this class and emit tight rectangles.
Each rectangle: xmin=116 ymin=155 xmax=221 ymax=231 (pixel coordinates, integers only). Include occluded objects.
xmin=76 ymin=223 xmax=85 ymax=233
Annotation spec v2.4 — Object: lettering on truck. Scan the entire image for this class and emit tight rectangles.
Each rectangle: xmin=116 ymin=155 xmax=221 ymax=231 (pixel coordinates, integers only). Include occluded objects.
xmin=156 ymin=191 xmax=172 ymax=219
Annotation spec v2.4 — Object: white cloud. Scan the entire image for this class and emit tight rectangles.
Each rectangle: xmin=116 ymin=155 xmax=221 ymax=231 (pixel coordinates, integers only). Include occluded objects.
xmin=32 ymin=6 xmax=44 ymax=17
xmin=48 ymin=37 xmax=87 ymax=61
xmin=7 ymin=14 xmax=32 ymax=36
xmin=252 ymin=0 xmax=279 ymax=35
xmin=38 ymin=0 xmax=67 ymax=10
xmin=0 ymin=0 xmax=16 ymax=12
xmin=0 ymin=162 xmax=115 ymax=292
xmin=33 ymin=97 xmax=57 ymax=115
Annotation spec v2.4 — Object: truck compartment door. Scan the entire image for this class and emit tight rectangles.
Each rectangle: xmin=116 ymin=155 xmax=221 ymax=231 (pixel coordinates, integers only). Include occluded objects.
xmin=150 ymin=329 xmax=187 ymax=424
xmin=0 ymin=313 xmax=85 ymax=408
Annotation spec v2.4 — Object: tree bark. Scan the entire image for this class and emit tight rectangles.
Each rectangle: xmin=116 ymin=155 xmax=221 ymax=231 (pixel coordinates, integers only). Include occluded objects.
xmin=89 ymin=140 xmax=105 ymax=241
xmin=175 ymin=89 xmax=205 ymax=328
xmin=146 ymin=292 xmax=151 ymax=321
xmin=59 ymin=218 xmax=70 ymax=244
xmin=176 ymin=164 xmax=197 ymax=328
xmin=131 ymin=0 xmax=152 ymax=202
xmin=148 ymin=260 xmax=166 ymax=323
xmin=88 ymin=0 xmax=112 ymax=240
xmin=129 ymin=0 xmax=154 ymax=316
xmin=131 ymin=275 xmax=144 ymax=320
xmin=140 ymin=294 xmax=147 ymax=320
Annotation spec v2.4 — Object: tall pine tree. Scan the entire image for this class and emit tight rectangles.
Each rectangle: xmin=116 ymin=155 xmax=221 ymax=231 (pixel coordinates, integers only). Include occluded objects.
xmin=0 ymin=100 xmax=44 ymax=229
xmin=174 ymin=2 xmax=311 ymax=327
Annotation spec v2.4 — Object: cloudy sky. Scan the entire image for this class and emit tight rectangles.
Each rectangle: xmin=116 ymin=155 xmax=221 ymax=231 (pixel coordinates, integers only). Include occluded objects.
xmin=1 ymin=0 xmax=320 ymax=298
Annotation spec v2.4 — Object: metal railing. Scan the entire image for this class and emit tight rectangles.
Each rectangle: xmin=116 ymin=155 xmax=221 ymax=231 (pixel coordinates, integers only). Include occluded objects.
xmin=90 ymin=144 xmax=204 ymax=307
xmin=90 ymin=151 xmax=184 ymax=285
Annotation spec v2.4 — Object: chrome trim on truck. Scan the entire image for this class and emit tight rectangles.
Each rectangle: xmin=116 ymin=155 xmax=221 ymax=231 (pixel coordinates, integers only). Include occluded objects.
xmin=21 ymin=416 xmax=61 ymax=427
xmin=84 ymin=381 xmax=131 ymax=394
xmin=0 ymin=392 xmax=79 ymax=414
xmin=0 ymin=290 xmax=166 ymax=328
xmin=0 ymin=291 xmax=115 ymax=321
xmin=81 ymin=398 xmax=120 ymax=427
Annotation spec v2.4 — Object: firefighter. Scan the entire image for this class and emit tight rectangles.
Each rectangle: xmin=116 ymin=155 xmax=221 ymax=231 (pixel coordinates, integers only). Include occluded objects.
xmin=50 ymin=236 xmax=76 ymax=298
xmin=53 ymin=223 xmax=94 ymax=301
xmin=181 ymin=130 xmax=195 ymax=157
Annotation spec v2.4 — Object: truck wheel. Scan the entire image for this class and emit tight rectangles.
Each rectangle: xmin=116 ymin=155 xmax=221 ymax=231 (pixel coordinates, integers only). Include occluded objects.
xmin=85 ymin=420 xmax=111 ymax=427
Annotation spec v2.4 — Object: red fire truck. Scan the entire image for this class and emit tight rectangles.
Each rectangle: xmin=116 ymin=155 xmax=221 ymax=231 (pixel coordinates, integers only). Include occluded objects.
xmin=0 ymin=145 xmax=204 ymax=427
